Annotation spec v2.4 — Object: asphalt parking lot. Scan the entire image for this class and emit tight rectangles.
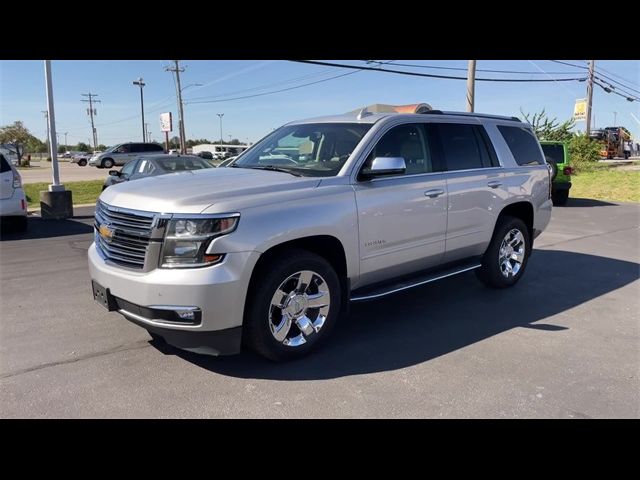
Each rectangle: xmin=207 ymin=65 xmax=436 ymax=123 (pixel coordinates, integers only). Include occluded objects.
xmin=19 ymin=161 xmax=110 ymax=183
xmin=0 ymin=199 xmax=638 ymax=418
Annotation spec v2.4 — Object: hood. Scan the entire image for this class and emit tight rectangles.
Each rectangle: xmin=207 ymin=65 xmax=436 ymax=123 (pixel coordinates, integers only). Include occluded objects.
xmin=99 ymin=167 xmax=321 ymax=213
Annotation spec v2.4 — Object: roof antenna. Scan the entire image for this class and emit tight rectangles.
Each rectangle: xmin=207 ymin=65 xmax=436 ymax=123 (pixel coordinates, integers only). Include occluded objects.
xmin=357 ymin=106 xmax=372 ymax=120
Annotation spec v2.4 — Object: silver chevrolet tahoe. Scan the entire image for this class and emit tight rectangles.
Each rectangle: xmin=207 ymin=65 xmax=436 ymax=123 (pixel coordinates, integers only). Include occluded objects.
xmin=88 ymin=107 xmax=552 ymax=361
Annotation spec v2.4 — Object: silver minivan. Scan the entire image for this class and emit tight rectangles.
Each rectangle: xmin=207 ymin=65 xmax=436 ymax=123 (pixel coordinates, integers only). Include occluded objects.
xmin=89 ymin=142 xmax=165 ymax=169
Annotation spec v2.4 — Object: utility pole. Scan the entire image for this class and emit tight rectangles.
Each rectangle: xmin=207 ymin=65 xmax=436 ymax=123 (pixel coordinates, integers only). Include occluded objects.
xmin=585 ymin=60 xmax=595 ymax=136
xmin=133 ymin=77 xmax=146 ymax=142
xmin=63 ymin=132 xmax=68 ymax=151
xmin=613 ymin=111 xmax=617 ymax=127
xmin=81 ymin=92 xmax=100 ymax=151
xmin=217 ymin=113 xmax=224 ymax=144
xmin=466 ymin=60 xmax=476 ymax=113
xmin=166 ymin=61 xmax=187 ymax=154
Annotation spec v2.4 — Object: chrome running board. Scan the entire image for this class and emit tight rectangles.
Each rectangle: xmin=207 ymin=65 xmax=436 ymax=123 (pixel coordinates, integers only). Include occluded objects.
xmin=350 ymin=263 xmax=481 ymax=302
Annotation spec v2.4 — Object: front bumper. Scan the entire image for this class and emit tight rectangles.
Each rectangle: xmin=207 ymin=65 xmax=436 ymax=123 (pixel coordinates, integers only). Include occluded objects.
xmin=88 ymin=243 xmax=260 ymax=354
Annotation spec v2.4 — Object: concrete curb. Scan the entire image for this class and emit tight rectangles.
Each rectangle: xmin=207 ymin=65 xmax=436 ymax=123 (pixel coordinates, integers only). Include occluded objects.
xmin=28 ymin=202 xmax=97 ymax=215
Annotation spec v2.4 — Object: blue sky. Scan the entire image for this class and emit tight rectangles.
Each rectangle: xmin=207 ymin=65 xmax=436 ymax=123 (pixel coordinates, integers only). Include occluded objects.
xmin=1 ymin=60 xmax=638 ymax=146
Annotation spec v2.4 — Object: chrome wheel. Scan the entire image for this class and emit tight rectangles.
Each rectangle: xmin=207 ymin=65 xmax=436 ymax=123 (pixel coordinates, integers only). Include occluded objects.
xmin=268 ymin=270 xmax=331 ymax=347
xmin=498 ymin=228 xmax=526 ymax=278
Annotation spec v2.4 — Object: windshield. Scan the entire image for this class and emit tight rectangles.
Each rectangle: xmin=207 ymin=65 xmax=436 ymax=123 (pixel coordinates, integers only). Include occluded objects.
xmin=541 ymin=144 xmax=565 ymax=164
xmin=157 ymin=156 xmax=213 ymax=172
xmin=104 ymin=144 xmax=121 ymax=153
xmin=234 ymin=123 xmax=371 ymax=177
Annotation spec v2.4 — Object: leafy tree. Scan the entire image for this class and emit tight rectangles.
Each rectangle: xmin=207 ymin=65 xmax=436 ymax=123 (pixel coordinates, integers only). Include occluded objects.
xmin=520 ymin=109 xmax=575 ymax=142
xmin=0 ymin=121 xmax=36 ymax=165
xmin=97 ymin=144 xmax=108 ymax=151
xmin=568 ymin=134 xmax=602 ymax=173
xmin=76 ymin=142 xmax=91 ymax=152
xmin=57 ymin=145 xmax=67 ymax=154
xmin=169 ymin=136 xmax=180 ymax=149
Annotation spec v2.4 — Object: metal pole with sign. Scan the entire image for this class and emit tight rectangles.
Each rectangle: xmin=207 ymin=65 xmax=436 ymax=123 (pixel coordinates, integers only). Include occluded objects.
xmin=160 ymin=112 xmax=173 ymax=153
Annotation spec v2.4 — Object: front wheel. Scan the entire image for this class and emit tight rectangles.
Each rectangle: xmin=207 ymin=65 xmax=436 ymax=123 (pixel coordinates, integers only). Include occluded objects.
xmin=244 ymin=249 xmax=342 ymax=361
xmin=101 ymin=158 xmax=114 ymax=169
xmin=476 ymin=215 xmax=531 ymax=289
xmin=78 ymin=159 xmax=87 ymax=166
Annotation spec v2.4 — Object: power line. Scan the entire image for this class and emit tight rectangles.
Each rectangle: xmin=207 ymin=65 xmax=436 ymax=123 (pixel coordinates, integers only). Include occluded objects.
xmin=382 ymin=61 xmax=583 ymax=75
xmin=185 ymin=70 xmax=360 ymax=105
xmin=290 ymin=60 xmax=587 ymax=82
xmin=550 ymin=60 xmax=640 ymax=94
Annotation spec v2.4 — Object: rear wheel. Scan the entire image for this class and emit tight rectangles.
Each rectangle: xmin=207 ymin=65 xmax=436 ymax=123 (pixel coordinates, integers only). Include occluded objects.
xmin=476 ymin=215 xmax=530 ymax=289
xmin=101 ymin=158 xmax=114 ymax=169
xmin=244 ymin=249 xmax=342 ymax=361
xmin=78 ymin=159 xmax=87 ymax=166
xmin=552 ymin=189 xmax=569 ymax=206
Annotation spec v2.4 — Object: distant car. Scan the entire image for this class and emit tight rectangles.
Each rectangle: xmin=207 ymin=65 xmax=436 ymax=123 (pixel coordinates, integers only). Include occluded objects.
xmin=102 ymin=154 xmax=214 ymax=190
xmin=196 ymin=151 xmax=214 ymax=160
xmin=71 ymin=152 xmax=92 ymax=166
xmin=0 ymin=153 xmax=27 ymax=231
xmin=89 ymin=142 xmax=165 ymax=168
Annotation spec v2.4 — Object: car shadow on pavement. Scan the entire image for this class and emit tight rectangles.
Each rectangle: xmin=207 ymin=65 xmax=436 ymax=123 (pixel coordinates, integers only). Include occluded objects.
xmin=562 ymin=198 xmax=619 ymax=207
xmin=0 ymin=216 xmax=93 ymax=241
xmin=154 ymin=249 xmax=639 ymax=380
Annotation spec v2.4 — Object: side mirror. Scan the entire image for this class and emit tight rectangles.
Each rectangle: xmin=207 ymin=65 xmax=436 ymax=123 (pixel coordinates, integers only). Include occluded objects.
xmin=108 ymin=170 xmax=120 ymax=177
xmin=361 ymin=157 xmax=406 ymax=179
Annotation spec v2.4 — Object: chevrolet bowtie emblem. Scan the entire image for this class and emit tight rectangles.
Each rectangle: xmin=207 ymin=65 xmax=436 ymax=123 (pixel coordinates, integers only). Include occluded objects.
xmin=99 ymin=224 xmax=114 ymax=242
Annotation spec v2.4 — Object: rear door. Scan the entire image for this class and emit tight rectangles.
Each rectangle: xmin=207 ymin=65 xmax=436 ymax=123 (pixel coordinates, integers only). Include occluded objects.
xmin=433 ymin=122 xmax=506 ymax=263
xmin=1 ymin=154 xmax=15 ymax=200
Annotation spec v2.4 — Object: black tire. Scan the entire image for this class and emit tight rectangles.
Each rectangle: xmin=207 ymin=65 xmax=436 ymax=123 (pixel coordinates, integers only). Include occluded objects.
xmin=147 ymin=331 xmax=166 ymax=344
xmin=624 ymin=152 xmax=630 ymax=160
xmin=101 ymin=158 xmax=114 ymax=169
xmin=545 ymin=157 xmax=558 ymax=180
xmin=78 ymin=159 xmax=87 ymax=166
xmin=552 ymin=189 xmax=569 ymax=206
xmin=244 ymin=249 xmax=342 ymax=362
xmin=475 ymin=215 xmax=531 ymax=289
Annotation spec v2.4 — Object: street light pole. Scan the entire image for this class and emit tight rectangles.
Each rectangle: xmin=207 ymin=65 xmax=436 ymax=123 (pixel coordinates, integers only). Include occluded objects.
xmin=217 ymin=113 xmax=224 ymax=145
xmin=133 ymin=77 xmax=146 ymax=142
xmin=64 ymin=132 xmax=68 ymax=151
xmin=613 ymin=111 xmax=617 ymax=127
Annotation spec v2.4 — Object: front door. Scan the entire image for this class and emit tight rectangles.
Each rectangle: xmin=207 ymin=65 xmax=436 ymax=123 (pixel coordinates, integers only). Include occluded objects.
xmin=353 ymin=123 xmax=448 ymax=287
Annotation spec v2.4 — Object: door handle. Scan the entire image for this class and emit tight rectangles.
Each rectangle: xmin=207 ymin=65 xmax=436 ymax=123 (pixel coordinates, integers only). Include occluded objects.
xmin=487 ymin=181 xmax=502 ymax=189
xmin=424 ymin=188 xmax=445 ymax=198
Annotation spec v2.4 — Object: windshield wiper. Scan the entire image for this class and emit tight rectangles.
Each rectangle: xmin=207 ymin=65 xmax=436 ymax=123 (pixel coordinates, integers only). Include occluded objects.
xmin=244 ymin=165 xmax=302 ymax=177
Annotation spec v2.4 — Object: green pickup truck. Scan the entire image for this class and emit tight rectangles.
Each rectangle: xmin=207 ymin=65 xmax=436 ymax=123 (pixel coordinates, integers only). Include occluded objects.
xmin=540 ymin=141 xmax=573 ymax=206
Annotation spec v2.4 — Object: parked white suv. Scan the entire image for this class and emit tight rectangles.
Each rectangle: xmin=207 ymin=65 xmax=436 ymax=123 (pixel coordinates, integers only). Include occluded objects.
xmin=0 ymin=153 xmax=28 ymax=231
xmin=89 ymin=107 xmax=552 ymax=361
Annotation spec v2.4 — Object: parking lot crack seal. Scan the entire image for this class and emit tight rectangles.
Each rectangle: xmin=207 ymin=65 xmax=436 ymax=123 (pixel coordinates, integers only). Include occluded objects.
xmin=0 ymin=341 xmax=151 ymax=380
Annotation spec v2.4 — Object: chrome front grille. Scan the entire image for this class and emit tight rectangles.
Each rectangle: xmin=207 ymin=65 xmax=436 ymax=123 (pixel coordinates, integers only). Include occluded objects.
xmin=94 ymin=201 xmax=156 ymax=269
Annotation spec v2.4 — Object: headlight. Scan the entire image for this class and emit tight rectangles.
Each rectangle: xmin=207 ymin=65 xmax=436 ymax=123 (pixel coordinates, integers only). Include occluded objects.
xmin=160 ymin=215 xmax=239 ymax=268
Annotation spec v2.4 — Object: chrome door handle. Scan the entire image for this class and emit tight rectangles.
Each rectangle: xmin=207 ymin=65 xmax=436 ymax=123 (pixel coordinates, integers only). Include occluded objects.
xmin=424 ymin=189 xmax=445 ymax=198
xmin=487 ymin=181 xmax=502 ymax=189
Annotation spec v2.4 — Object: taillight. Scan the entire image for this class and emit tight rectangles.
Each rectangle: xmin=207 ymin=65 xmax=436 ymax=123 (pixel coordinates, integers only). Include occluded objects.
xmin=563 ymin=166 xmax=573 ymax=176
xmin=12 ymin=170 xmax=21 ymax=188
xmin=21 ymin=199 xmax=26 ymax=210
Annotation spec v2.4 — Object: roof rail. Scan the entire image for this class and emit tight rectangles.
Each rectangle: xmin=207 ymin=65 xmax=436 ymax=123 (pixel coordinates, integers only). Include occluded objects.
xmin=420 ymin=111 xmax=521 ymax=122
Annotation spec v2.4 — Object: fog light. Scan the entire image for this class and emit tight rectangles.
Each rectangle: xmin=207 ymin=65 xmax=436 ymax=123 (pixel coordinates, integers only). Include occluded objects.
xmin=176 ymin=310 xmax=196 ymax=321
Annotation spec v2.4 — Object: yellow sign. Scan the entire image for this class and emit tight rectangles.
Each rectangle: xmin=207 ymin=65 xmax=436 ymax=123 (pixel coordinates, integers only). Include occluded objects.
xmin=573 ymin=98 xmax=587 ymax=121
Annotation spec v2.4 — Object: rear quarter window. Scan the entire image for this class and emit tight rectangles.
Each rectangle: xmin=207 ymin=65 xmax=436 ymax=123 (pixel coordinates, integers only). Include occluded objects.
xmin=541 ymin=143 xmax=566 ymax=164
xmin=0 ymin=154 xmax=11 ymax=173
xmin=497 ymin=125 xmax=545 ymax=166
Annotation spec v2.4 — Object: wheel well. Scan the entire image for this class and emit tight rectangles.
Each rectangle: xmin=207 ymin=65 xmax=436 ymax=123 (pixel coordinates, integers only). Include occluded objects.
xmin=248 ymin=235 xmax=349 ymax=312
xmin=498 ymin=202 xmax=534 ymax=240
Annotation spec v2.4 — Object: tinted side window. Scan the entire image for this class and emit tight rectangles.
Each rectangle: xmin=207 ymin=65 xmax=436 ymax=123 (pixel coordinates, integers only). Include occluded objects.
xmin=146 ymin=143 xmax=164 ymax=152
xmin=498 ymin=125 xmax=545 ymax=166
xmin=436 ymin=123 xmax=488 ymax=171
xmin=362 ymin=123 xmax=433 ymax=175
xmin=120 ymin=160 xmax=137 ymax=176
xmin=129 ymin=144 xmax=145 ymax=153
xmin=0 ymin=154 xmax=11 ymax=173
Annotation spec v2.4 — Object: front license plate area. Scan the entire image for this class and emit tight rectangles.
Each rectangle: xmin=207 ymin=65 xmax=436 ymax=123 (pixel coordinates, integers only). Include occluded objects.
xmin=92 ymin=281 xmax=118 ymax=311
